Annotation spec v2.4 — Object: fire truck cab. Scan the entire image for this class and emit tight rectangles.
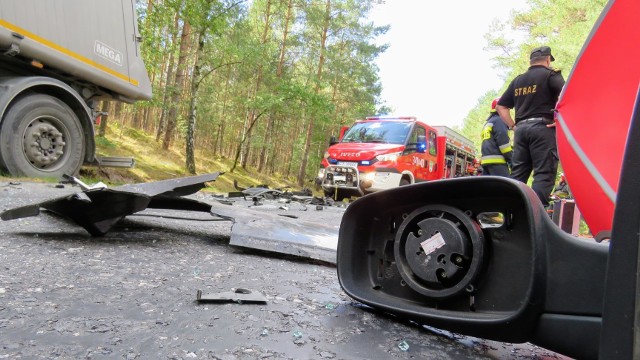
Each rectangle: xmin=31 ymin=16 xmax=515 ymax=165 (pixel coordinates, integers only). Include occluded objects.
xmin=317 ymin=117 xmax=476 ymax=200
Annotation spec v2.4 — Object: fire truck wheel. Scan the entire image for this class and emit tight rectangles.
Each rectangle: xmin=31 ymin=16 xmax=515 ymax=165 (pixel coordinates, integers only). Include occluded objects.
xmin=0 ymin=94 xmax=85 ymax=178
xmin=400 ymin=178 xmax=411 ymax=186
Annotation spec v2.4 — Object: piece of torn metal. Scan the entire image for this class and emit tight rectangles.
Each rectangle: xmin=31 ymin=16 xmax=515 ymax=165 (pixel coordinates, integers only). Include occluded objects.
xmin=196 ymin=288 xmax=267 ymax=304
xmin=210 ymin=201 xmax=339 ymax=264
xmin=1 ymin=173 xmax=220 ymax=236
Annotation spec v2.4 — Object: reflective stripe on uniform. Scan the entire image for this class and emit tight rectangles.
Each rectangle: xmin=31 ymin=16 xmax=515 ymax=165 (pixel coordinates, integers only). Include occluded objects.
xmin=480 ymin=155 xmax=507 ymax=165
xmin=499 ymin=143 xmax=513 ymax=153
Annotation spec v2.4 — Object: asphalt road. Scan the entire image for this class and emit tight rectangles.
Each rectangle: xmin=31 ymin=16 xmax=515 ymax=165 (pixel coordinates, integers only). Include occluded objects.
xmin=0 ymin=180 xmax=568 ymax=359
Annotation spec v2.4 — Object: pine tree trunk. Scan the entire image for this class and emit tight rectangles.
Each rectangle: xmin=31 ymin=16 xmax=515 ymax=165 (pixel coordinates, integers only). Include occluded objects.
xmin=157 ymin=11 xmax=181 ymax=141
xmin=298 ymin=0 xmax=330 ymax=186
xmin=186 ymin=28 xmax=206 ymax=174
xmin=114 ymin=101 xmax=123 ymax=119
xmin=216 ymin=64 xmax=233 ymax=156
xmin=163 ymin=21 xmax=192 ymax=150
xmin=258 ymin=0 xmax=292 ymax=173
xmin=98 ymin=101 xmax=109 ymax=137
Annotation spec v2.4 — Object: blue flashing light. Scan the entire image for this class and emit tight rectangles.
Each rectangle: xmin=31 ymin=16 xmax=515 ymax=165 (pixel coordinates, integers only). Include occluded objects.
xmin=328 ymin=158 xmax=338 ymax=164
xmin=361 ymin=160 xmax=371 ymax=166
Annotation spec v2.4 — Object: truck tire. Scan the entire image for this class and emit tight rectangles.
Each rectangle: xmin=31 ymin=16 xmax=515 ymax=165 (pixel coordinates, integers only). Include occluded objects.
xmin=400 ymin=178 xmax=411 ymax=186
xmin=0 ymin=94 xmax=85 ymax=178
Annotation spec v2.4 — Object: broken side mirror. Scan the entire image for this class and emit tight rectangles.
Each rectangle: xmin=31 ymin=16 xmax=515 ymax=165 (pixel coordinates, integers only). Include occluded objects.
xmin=336 ymin=177 xmax=608 ymax=360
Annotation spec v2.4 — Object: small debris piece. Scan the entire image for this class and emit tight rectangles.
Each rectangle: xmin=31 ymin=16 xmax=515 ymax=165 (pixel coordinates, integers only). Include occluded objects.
xmin=319 ymin=351 xmax=336 ymax=359
xmin=398 ymin=340 xmax=410 ymax=352
xmin=196 ymin=288 xmax=267 ymax=304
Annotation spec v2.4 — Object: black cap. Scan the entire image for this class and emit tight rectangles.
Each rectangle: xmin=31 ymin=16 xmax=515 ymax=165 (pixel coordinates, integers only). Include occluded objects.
xmin=530 ymin=46 xmax=555 ymax=61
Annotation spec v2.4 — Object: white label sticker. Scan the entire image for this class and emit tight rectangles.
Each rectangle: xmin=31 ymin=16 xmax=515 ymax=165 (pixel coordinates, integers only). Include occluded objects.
xmin=420 ymin=232 xmax=446 ymax=255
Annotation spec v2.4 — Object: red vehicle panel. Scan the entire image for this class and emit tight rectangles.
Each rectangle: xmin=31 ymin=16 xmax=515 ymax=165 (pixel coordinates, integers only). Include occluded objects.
xmin=555 ymin=0 xmax=640 ymax=241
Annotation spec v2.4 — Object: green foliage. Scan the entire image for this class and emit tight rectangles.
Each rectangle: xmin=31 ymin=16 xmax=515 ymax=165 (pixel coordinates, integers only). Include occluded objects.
xmin=124 ymin=127 xmax=153 ymax=141
xmin=126 ymin=0 xmax=405 ymax=183
xmin=86 ymin=123 xmax=302 ymax=193
xmin=579 ymin=218 xmax=592 ymax=237
xmin=95 ymin=136 xmax=116 ymax=149
xmin=128 ymin=0 xmax=611 ymax=186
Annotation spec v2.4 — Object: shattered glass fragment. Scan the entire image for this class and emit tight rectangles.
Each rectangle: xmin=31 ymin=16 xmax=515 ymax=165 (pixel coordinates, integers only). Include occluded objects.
xmin=398 ymin=340 xmax=410 ymax=352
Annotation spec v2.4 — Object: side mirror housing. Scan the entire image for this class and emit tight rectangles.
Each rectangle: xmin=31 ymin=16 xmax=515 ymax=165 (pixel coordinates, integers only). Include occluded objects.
xmin=337 ymin=177 xmax=608 ymax=360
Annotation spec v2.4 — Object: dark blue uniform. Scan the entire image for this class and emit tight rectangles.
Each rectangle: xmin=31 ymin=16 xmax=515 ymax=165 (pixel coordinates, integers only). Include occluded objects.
xmin=498 ymin=65 xmax=565 ymax=206
xmin=480 ymin=113 xmax=512 ymax=177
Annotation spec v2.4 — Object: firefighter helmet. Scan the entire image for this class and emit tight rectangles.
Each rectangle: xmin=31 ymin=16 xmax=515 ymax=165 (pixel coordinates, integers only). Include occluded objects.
xmin=491 ymin=97 xmax=500 ymax=113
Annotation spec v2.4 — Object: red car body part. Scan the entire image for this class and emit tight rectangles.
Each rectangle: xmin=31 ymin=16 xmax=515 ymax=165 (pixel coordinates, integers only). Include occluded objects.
xmin=555 ymin=0 xmax=640 ymax=241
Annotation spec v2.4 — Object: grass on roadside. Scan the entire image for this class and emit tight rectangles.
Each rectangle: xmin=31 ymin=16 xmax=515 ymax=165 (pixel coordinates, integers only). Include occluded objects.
xmin=1 ymin=122 xmax=307 ymax=195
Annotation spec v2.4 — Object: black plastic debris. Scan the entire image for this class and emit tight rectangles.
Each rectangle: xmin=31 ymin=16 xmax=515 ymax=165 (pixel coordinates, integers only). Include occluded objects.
xmin=0 ymin=172 xmax=221 ymax=236
xmin=2 ymin=172 xmax=341 ymax=264
xmin=232 ymin=180 xmax=313 ymax=202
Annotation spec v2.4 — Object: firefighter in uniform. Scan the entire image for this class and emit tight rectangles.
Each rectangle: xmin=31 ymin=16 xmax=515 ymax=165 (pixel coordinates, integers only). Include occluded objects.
xmin=496 ymin=46 xmax=565 ymax=207
xmin=480 ymin=98 xmax=513 ymax=177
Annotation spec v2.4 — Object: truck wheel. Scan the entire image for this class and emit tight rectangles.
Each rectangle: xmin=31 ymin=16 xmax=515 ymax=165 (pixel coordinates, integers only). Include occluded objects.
xmin=400 ymin=178 xmax=411 ymax=186
xmin=0 ymin=94 xmax=85 ymax=178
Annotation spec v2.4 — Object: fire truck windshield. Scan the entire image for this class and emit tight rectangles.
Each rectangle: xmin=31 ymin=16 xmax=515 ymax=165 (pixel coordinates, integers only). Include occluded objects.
xmin=341 ymin=121 xmax=412 ymax=144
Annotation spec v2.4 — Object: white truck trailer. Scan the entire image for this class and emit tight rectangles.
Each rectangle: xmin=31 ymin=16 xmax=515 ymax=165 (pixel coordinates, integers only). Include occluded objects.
xmin=0 ymin=0 xmax=152 ymax=178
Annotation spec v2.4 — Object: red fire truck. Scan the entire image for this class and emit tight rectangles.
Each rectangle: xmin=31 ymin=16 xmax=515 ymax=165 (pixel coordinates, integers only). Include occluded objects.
xmin=317 ymin=116 xmax=477 ymax=199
